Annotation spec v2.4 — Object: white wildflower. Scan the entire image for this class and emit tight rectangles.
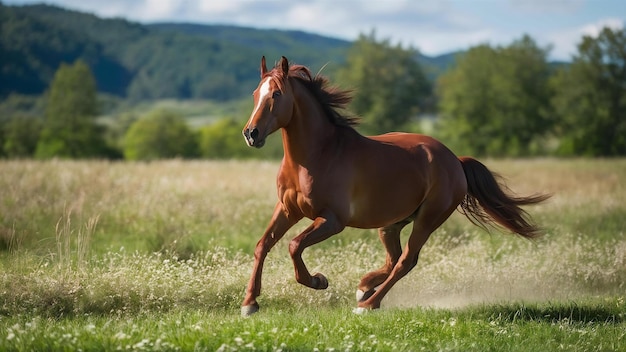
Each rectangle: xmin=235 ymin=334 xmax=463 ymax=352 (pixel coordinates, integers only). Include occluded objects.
xmin=133 ymin=339 xmax=150 ymax=349
xmin=113 ymin=331 xmax=129 ymax=340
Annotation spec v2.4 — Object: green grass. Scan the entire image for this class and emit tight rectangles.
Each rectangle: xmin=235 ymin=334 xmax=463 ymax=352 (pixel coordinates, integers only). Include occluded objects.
xmin=2 ymin=300 xmax=624 ymax=351
xmin=1 ymin=158 xmax=625 ymax=350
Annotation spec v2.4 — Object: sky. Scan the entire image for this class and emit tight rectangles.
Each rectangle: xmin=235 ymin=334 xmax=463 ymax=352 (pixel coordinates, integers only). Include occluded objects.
xmin=5 ymin=0 xmax=625 ymax=61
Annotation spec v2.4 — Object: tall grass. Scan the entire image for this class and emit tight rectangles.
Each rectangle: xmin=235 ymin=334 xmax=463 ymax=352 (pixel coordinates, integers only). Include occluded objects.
xmin=2 ymin=158 xmax=624 ymax=253
xmin=0 ymin=158 xmax=625 ymax=350
xmin=0 ymin=159 xmax=278 ymax=255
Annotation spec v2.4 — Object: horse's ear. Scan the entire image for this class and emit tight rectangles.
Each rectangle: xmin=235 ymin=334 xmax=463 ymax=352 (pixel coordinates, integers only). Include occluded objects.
xmin=260 ymin=56 xmax=267 ymax=77
xmin=280 ymin=56 xmax=289 ymax=76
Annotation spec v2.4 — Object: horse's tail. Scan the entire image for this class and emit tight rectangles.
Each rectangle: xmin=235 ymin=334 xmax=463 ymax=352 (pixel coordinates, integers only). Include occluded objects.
xmin=458 ymin=157 xmax=550 ymax=239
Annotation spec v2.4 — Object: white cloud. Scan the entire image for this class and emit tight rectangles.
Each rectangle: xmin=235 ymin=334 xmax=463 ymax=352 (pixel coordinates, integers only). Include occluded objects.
xmin=545 ymin=17 xmax=624 ymax=60
xmin=508 ymin=0 xmax=585 ymax=15
xmin=197 ymin=0 xmax=244 ymax=14
xmin=580 ymin=17 xmax=624 ymax=36
xmin=138 ymin=0 xmax=178 ymax=21
xmin=240 ymin=0 xmax=491 ymax=56
xmin=63 ymin=0 xmax=135 ymax=17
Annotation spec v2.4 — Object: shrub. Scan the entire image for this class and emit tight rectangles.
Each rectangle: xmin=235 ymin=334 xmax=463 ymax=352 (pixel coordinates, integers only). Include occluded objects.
xmin=123 ymin=109 xmax=198 ymax=160
xmin=199 ymin=117 xmax=283 ymax=159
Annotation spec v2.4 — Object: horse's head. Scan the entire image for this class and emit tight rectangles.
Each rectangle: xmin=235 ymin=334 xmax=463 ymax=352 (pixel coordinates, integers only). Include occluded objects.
xmin=243 ymin=56 xmax=294 ymax=148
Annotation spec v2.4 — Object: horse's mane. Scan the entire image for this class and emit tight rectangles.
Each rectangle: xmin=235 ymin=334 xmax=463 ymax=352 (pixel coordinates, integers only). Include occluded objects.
xmin=265 ymin=64 xmax=360 ymax=127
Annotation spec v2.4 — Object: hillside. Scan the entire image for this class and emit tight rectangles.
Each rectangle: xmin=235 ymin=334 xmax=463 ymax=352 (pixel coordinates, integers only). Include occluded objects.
xmin=148 ymin=23 xmax=350 ymax=63
xmin=0 ymin=3 xmax=455 ymax=102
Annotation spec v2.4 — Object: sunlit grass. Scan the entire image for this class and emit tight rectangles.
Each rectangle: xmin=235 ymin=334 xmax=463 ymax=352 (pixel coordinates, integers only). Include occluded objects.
xmin=1 ymin=299 xmax=624 ymax=351
xmin=1 ymin=232 xmax=624 ymax=317
xmin=0 ymin=159 xmax=278 ymax=255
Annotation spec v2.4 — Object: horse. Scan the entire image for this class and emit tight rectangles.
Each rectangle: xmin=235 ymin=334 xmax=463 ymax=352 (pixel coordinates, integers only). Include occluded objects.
xmin=240 ymin=56 xmax=548 ymax=316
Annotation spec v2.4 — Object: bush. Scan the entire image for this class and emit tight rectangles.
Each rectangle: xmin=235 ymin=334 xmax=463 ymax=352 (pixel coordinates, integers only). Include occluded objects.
xmin=199 ymin=117 xmax=283 ymax=159
xmin=2 ymin=114 xmax=42 ymax=157
xmin=199 ymin=118 xmax=254 ymax=159
xmin=123 ymin=109 xmax=198 ymax=160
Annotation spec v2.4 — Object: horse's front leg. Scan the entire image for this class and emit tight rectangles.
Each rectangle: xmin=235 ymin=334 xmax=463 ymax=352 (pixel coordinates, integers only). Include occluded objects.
xmin=241 ymin=203 xmax=298 ymax=317
xmin=289 ymin=209 xmax=345 ymax=290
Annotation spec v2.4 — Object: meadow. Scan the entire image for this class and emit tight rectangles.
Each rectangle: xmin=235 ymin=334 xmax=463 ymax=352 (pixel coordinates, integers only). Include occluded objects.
xmin=1 ymin=158 xmax=625 ymax=351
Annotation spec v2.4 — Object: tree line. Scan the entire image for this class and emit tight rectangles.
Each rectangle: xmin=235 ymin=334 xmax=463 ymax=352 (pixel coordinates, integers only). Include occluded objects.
xmin=336 ymin=27 xmax=625 ymax=157
xmin=0 ymin=59 xmax=286 ymax=160
xmin=0 ymin=26 xmax=624 ymax=159
xmin=436 ymin=29 xmax=626 ymax=156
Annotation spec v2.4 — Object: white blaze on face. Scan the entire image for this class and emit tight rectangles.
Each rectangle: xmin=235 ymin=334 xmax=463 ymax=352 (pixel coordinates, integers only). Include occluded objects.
xmin=249 ymin=77 xmax=272 ymax=120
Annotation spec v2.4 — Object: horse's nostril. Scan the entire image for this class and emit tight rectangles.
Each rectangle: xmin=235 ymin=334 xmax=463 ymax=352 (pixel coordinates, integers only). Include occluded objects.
xmin=250 ymin=128 xmax=259 ymax=140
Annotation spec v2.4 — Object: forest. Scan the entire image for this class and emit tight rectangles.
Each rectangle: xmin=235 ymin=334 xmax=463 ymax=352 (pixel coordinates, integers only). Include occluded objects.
xmin=1 ymin=3 xmax=625 ymax=158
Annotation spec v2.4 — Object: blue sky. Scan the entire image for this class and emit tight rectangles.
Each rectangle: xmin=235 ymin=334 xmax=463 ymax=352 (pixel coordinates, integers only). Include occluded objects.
xmin=5 ymin=0 xmax=625 ymax=60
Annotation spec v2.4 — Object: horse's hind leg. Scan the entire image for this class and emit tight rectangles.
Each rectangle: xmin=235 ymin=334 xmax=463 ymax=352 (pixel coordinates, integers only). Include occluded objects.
xmin=355 ymin=198 xmax=459 ymax=312
xmin=356 ymin=220 xmax=410 ymax=302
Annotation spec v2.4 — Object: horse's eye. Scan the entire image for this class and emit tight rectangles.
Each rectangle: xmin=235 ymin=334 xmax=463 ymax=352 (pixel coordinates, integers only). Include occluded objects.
xmin=272 ymin=91 xmax=281 ymax=98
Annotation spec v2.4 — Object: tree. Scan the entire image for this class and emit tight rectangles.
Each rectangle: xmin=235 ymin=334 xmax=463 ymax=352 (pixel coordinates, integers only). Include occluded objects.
xmin=435 ymin=45 xmax=498 ymax=155
xmin=550 ymin=26 xmax=626 ymax=156
xmin=3 ymin=114 xmax=42 ymax=157
xmin=335 ymin=31 xmax=430 ymax=134
xmin=0 ymin=94 xmax=45 ymax=158
xmin=436 ymin=36 xmax=552 ymax=156
xmin=35 ymin=60 xmax=108 ymax=158
xmin=123 ymin=109 xmax=198 ymax=160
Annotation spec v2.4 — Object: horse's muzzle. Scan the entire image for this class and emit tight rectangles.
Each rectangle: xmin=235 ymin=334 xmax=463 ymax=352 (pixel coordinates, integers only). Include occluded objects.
xmin=243 ymin=127 xmax=265 ymax=148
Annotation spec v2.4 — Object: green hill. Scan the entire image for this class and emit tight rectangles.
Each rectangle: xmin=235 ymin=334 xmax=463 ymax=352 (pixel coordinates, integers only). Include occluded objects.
xmin=0 ymin=3 xmax=456 ymax=102
xmin=0 ymin=3 xmax=351 ymax=101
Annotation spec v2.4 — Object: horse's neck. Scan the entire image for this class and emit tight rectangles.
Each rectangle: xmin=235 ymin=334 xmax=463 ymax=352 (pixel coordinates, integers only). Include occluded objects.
xmin=281 ymin=88 xmax=337 ymax=167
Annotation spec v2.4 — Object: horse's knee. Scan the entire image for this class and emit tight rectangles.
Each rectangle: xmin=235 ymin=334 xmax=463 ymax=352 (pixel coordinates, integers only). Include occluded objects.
xmin=253 ymin=241 xmax=268 ymax=261
xmin=288 ymin=238 xmax=301 ymax=257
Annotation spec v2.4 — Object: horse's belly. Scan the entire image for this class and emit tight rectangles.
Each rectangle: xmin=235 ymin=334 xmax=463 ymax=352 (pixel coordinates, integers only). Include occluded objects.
xmin=343 ymin=134 xmax=455 ymax=228
xmin=346 ymin=181 xmax=426 ymax=229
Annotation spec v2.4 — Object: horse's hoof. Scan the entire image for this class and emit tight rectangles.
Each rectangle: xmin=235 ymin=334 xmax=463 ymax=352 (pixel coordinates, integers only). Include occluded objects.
xmin=241 ymin=304 xmax=259 ymax=317
xmin=352 ymin=307 xmax=370 ymax=315
xmin=312 ymin=273 xmax=329 ymax=289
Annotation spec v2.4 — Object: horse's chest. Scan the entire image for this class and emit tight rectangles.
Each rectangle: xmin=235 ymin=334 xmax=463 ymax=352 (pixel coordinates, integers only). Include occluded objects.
xmin=278 ymin=188 xmax=311 ymax=218
xmin=277 ymin=171 xmax=323 ymax=219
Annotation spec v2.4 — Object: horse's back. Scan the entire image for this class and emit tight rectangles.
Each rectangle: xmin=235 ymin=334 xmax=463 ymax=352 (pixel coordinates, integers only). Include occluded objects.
xmin=367 ymin=132 xmax=462 ymax=171
xmin=344 ymin=132 xmax=466 ymax=228
xmin=369 ymin=132 xmax=452 ymax=156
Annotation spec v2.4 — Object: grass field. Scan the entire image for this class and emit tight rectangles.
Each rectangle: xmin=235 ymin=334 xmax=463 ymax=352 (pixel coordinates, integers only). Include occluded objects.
xmin=1 ymin=158 xmax=625 ymax=351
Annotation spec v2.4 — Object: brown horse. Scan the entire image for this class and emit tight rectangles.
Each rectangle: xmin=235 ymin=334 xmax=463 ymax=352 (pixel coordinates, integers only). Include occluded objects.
xmin=241 ymin=56 xmax=548 ymax=316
